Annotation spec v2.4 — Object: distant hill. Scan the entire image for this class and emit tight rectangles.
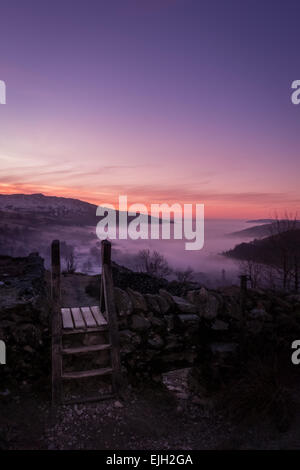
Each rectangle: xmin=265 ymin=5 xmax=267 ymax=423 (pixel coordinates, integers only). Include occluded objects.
xmin=246 ymin=219 xmax=274 ymax=224
xmin=224 ymin=229 xmax=300 ymax=266
xmin=0 ymin=193 xmax=163 ymax=227
xmin=229 ymin=221 xmax=300 ymax=239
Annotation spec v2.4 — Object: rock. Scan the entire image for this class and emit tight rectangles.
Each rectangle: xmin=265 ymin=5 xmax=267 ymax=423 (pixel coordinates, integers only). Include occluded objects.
xmin=127 ymin=288 xmax=147 ymax=312
xmin=200 ymin=293 xmax=219 ymax=320
xmin=211 ymin=319 xmax=229 ymax=330
xmin=164 ymin=314 xmax=175 ymax=331
xmin=114 ymin=400 xmax=124 ymax=408
xmin=130 ymin=314 xmax=151 ymax=332
xmin=147 ymin=333 xmax=164 ymax=349
xmin=155 ymin=294 xmax=170 ymax=314
xmin=199 ymin=287 xmax=209 ymax=301
xmin=210 ymin=342 xmax=238 ymax=355
xmin=74 ymin=405 xmax=83 ymax=416
xmin=186 ymin=290 xmax=198 ymax=304
xmin=145 ymin=294 xmax=161 ymax=313
xmin=164 ymin=334 xmax=180 ymax=351
xmin=178 ymin=314 xmax=199 ymax=324
xmin=149 ymin=316 xmax=165 ymax=329
xmin=159 ymin=289 xmax=176 ymax=310
xmin=114 ymin=287 xmax=133 ymax=316
xmin=176 ymin=391 xmax=189 ymax=400
xmin=248 ymin=304 xmax=271 ymax=320
xmin=172 ymin=296 xmax=198 ymax=314
xmin=187 ymin=288 xmax=219 ymax=319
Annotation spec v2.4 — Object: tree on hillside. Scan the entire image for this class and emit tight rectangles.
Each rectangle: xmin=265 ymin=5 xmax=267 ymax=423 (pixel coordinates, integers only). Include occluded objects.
xmin=239 ymin=260 xmax=264 ymax=289
xmin=268 ymin=213 xmax=299 ymax=291
xmin=137 ymin=249 xmax=172 ymax=278
xmin=61 ymin=242 xmax=77 ymax=274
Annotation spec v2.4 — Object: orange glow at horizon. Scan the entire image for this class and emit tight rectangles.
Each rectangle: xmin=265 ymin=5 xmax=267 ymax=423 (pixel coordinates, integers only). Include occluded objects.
xmin=1 ymin=182 xmax=298 ymax=220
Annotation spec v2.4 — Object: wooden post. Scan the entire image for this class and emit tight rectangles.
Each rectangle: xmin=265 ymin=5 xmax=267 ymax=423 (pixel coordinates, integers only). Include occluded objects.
xmin=100 ymin=240 xmax=111 ymax=317
xmin=101 ymin=240 xmax=122 ymax=395
xmin=101 ymin=239 xmax=111 ymax=265
xmin=51 ymin=240 xmax=62 ymax=405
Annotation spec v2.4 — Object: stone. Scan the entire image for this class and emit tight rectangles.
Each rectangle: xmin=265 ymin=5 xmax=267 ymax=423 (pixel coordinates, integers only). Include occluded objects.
xmin=127 ymin=288 xmax=147 ymax=312
xmin=145 ymin=293 xmax=161 ymax=313
xmin=210 ymin=342 xmax=238 ymax=355
xmin=164 ymin=334 xmax=180 ymax=351
xmin=147 ymin=333 xmax=164 ymax=350
xmin=211 ymin=319 xmax=229 ymax=330
xmin=114 ymin=400 xmax=124 ymax=408
xmin=159 ymin=289 xmax=175 ymax=308
xmin=172 ymin=296 xmax=198 ymax=314
xmin=155 ymin=294 xmax=170 ymax=314
xmin=178 ymin=314 xmax=199 ymax=324
xmin=199 ymin=287 xmax=209 ymax=301
xmin=249 ymin=307 xmax=269 ymax=320
xmin=164 ymin=314 xmax=175 ymax=331
xmin=200 ymin=293 xmax=219 ymax=320
xmin=130 ymin=314 xmax=151 ymax=332
xmin=186 ymin=290 xmax=198 ymax=304
xmin=149 ymin=316 xmax=165 ymax=329
xmin=114 ymin=287 xmax=133 ymax=316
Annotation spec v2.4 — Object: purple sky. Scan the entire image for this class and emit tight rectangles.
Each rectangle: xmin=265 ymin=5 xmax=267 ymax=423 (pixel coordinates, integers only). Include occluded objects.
xmin=0 ymin=0 xmax=300 ymax=217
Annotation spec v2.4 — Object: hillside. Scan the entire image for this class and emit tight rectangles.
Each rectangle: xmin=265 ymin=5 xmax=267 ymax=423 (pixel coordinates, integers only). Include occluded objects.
xmin=0 ymin=193 xmax=164 ymax=226
xmin=224 ymin=229 xmax=300 ymax=266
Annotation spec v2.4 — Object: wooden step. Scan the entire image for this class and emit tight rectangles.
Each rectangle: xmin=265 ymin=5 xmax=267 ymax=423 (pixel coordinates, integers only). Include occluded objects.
xmin=61 ymin=306 xmax=108 ymax=330
xmin=62 ymin=344 xmax=111 ymax=355
xmin=63 ymin=326 xmax=107 ymax=335
xmin=62 ymin=367 xmax=113 ymax=380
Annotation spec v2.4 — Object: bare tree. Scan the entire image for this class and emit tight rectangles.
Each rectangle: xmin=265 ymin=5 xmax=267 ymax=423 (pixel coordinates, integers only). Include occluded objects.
xmin=239 ymin=260 xmax=263 ymax=289
xmin=267 ymin=212 xmax=299 ymax=291
xmin=61 ymin=243 xmax=77 ymax=273
xmin=137 ymin=249 xmax=172 ymax=278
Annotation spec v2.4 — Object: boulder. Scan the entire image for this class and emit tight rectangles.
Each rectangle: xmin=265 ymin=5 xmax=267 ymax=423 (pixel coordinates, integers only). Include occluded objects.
xmin=130 ymin=313 xmax=151 ymax=332
xmin=145 ymin=293 xmax=161 ymax=314
xmin=114 ymin=287 xmax=133 ymax=316
xmin=172 ymin=296 xmax=198 ymax=314
xmin=155 ymin=294 xmax=170 ymax=314
xmin=211 ymin=319 xmax=229 ymax=331
xmin=127 ymin=288 xmax=147 ymax=312
xmin=147 ymin=333 xmax=164 ymax=350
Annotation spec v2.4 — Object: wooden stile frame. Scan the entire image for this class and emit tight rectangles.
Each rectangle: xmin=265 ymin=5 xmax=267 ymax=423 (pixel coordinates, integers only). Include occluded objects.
xmin=51 ymin=239 xmax=62 ymax=405
xmin=100 ymin=240 xmax=122 ymax=395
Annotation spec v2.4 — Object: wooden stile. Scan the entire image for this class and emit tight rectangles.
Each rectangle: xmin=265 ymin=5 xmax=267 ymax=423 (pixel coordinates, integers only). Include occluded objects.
xmin=51 ymin=238 xmax=122 ymax=405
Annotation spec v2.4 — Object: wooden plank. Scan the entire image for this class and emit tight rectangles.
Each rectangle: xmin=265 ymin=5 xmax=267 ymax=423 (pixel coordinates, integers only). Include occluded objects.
xmin=90 ymin=305 xmax=107 ymax=326
xmin=62 ymin=367 xmax=113 ymax=379
xmin=62 ymin=344 xmax=111 ymax=355
xmin=61 ymin=308 xmax=74 ymax=329
xmin=71 ymin=307 xmax=85 ymax=329
xmin=62 ymin=326 xmax=107 ymax=335
xmin=80 ymin=307 xmax=97 ymax=327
